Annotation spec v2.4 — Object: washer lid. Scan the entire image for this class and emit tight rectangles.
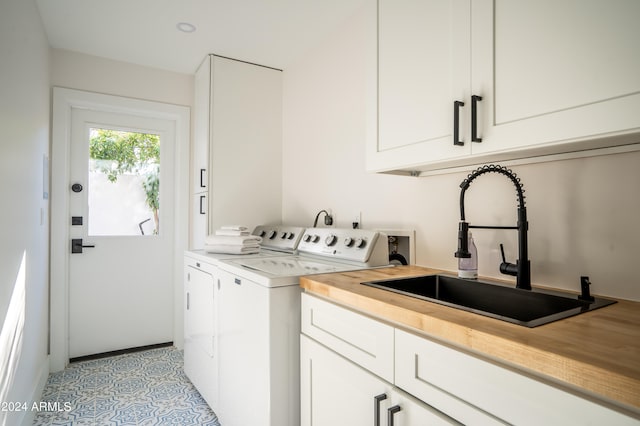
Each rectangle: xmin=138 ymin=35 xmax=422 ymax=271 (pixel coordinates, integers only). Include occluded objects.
xmin=231 ymin=256 xmax=356 ymax=276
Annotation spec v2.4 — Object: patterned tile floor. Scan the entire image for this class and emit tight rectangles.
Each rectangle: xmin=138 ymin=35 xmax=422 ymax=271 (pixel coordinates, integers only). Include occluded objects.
xmin=33 ymin=347 xmax=221 ymax=425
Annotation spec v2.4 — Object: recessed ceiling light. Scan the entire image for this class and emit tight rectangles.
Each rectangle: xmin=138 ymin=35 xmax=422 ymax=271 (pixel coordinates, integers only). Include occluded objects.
xmin=176 ymin=22 xmax=196 ymax=33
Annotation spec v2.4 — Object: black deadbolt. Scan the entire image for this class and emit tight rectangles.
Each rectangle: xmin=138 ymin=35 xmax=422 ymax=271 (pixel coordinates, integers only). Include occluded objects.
xmin=71 ymin=183 xmax=83 ymax=193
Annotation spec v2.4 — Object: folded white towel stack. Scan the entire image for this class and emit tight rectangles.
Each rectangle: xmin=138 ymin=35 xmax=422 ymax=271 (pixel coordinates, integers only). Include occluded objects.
xmin=205 ymin=235 xmax=262 ymax=246
xmin=215 ymin=228 xmax=250 ymax=236
xmin=204 ymin=226 xmax=261 ymax=255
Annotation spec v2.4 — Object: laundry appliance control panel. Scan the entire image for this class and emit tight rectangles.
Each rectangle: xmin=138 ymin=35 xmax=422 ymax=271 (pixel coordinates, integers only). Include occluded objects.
xmin=298 ymin=228 xmax=389 ymax=266
xmin=252 ymin=225 xmax=305 ymax=252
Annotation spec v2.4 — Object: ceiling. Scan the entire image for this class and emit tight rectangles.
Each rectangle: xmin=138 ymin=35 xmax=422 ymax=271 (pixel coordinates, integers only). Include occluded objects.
xmin=36 ymin=0 xmax=365 ymax=74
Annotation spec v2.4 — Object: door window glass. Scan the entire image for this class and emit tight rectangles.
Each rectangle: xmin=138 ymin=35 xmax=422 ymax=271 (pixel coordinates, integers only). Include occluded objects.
xmin=88 ymin=128 xmax=160 ymax=236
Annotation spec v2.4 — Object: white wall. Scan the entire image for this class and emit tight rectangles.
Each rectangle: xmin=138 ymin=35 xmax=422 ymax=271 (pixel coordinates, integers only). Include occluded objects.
xmin=282 ymin=6 xmax=640 ymax=301
xmin=51 ymin=48 xmax=193 ymax=107
xmin=0 ymin=0 xmax=51 ymax=424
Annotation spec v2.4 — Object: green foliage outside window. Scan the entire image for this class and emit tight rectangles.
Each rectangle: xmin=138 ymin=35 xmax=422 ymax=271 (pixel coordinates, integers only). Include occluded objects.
xmin=89 ymin=129 xmax=160 ymax=234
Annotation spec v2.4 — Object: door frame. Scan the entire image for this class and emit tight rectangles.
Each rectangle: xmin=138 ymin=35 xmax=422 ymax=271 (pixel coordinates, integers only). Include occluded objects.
xmin=50 ymin=87 xmax=190 ymax=372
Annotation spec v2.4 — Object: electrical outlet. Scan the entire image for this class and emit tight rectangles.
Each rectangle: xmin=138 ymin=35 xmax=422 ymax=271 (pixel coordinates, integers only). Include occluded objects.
xmin=353 ymin=211 xmax=361 ymax=229
xmin=325 ymin=209 xmax=334 ymax=226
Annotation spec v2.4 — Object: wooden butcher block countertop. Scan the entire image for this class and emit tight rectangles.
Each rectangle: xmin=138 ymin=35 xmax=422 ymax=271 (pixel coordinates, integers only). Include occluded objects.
xmin=300 ymin=265 xmax=640 ymax=413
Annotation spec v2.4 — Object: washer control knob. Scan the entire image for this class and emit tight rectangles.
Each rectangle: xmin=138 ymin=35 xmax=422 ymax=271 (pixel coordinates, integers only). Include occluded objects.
xmin=355 ymin=238 xmax=366 ymax=248
xmin=268 ymin=230 xmax=277 ymax=239
xmin=303 ymin=234 xmax=312 ymax=243
xmin=311 ymin=234 xmax=320 ymax=243
xmin=280 ymin=232 xmax=289 ymax=239
xmin=325 ymin=234 xmax=337 ymax=246
xmin=344 ymin=237 xmax=354 ymax=247
xmin=258 ymin=230 xmax=266 ymax=237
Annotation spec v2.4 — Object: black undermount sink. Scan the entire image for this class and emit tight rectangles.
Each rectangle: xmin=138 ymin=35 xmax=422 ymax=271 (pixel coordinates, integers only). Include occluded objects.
xmin=361 ymin=274 xmax=616 ymax=327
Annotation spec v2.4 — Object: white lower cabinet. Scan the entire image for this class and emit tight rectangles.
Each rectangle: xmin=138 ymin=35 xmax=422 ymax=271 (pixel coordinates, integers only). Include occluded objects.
xmin=301 ymin=293 xmax=639 ymax=426
xmin=301 ymin=335 xmax=457 ymax=426
xmin=395 ymin=328 xmax=639 ymax=426
xmin=301 ymin=293 xmax=460 ymax=425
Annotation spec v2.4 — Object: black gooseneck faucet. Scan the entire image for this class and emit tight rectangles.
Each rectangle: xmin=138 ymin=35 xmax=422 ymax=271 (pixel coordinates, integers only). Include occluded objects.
xmin=454 ymin=165 xmax=532 ymax=290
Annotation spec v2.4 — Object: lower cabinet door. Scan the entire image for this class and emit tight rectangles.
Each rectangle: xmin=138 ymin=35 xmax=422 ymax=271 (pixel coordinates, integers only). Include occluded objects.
xmin=301 ymin=335 xmax=458 ymax=426
xmin=301 ymin=334 xmax=391 ymax=426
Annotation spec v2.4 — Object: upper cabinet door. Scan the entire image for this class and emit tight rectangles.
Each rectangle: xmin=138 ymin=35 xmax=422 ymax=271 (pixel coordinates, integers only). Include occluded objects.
xmin=367 ymin=0 xmax=471 ymax=173
xmin=208 ymin=56 xmax=283 ymax=233
xmin=472 ymin=0 xmax=640 ymax=155
xmin=193 ymin=56 xmax=211 ymax=193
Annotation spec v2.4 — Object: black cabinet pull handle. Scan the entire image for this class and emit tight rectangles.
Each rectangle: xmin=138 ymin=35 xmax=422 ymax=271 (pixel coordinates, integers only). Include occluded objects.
xmin=453 ymin=100 xmax=464 ymax=146
xmin=199 ymin=195 xmax=206 ymax=215
xmin=388 ymin=405 xmax=401 ymax=426
xmin=200 ymin=168 xmax=206 ymax=188
xmin=374 ymin=394 xmax=387 ymax=426
xmin=471 ymin=95 xmax=483 ymax=142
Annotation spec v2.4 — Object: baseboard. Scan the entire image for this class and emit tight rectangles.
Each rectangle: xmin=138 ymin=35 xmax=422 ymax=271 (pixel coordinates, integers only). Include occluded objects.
xmin=69 ymin=341 xmax=174 ymax=363
xmin=13 ymin=355 xmax=50 ymax=426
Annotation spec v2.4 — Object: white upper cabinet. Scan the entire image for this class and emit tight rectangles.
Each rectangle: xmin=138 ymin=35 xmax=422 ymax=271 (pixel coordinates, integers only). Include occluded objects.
xmin=473 ymin=0 xmax=640 ymax=156
xmin=190 ymin=55 xmax=282 ymax=249
xmin=367 ymin=0 xmax=640 ymax=175
xmin=207 ymin=56 xmax=282 ymax=235
xmin=374 ymin=0 xmax=471 ymax=167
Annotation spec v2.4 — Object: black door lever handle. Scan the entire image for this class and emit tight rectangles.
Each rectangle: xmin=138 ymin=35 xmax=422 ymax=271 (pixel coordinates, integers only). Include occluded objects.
xmin=71 ymin=238 xmax=95 ymax=254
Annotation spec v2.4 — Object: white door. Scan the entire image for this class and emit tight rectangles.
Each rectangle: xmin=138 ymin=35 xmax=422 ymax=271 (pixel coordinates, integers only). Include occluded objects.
xmin=68 ymin=108 xmax=175 ymax=358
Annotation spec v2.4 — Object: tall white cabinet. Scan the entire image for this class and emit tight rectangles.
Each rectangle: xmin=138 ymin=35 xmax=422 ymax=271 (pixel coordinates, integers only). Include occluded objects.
xmin=190 ymin=55 xmax=282 ymax=248
xmin=367 ymin=0 xmax=640 ymax=175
